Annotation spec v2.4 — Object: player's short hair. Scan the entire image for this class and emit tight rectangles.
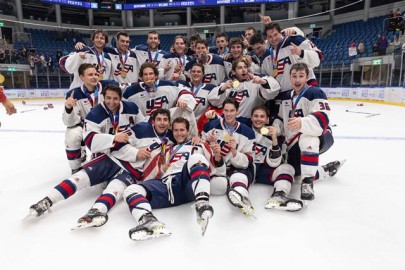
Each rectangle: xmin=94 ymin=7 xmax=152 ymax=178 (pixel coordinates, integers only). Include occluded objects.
xmin=231 ymin=58 xmax=249 ymax=71
xmin=78 ymin=63 xmax=96 ymax=76
xmin=103 ymin=84 xmax=122 ymax=98
xmin=172 ymin=117 xmax=190 ymax=131
xmin=290 ymin=63 xmax=309 ymax=76
xmin=139 ymin=62 xmax=159 ymax=79
xmin=229 ymin=37 xmax=244 ymax=48
xmin=245 ymin=27 xmax=256 ymax=34
xmin=223 ymin=98 xmax=239 ymax=110
xmin=148 ymin=30 xmax=159 ymax=39
xmin=116 ymin=31 xmax=129 ymax=40
xmin=92 ymin=29 xmax=109 ymax=44
xmin=216 ymin=32 xmax=228 ymax=41
xmin=264 ymin=22 xmax=282 ymax=34
xmin=249 ymin=33 xmax=265 ymax=46
xmin=191 ymin=63 xmax=205 ymax=74
xmin=251 ymin=105 xmax=269 ymax=117
xmin=195 ymin=39 xmax=208 ymax=48
xmin=151 ymin=108 xmax=171 ymax=122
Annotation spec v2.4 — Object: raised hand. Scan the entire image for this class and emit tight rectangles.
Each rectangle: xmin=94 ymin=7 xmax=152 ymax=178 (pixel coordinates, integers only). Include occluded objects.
xmin=65 ymin=91 xmax=77 ymax=109
xmin=290 ymin=42 xmax=302 ymax=56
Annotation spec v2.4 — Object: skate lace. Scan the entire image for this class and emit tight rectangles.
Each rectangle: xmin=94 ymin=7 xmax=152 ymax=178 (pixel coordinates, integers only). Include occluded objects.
xmin=162 ymin=175 xmax=175 ymax=204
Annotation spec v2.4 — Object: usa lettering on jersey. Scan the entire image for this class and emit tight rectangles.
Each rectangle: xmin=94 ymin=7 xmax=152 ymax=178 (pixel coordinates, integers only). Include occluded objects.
xmin=145 ymin=96 xmax=169 ymax=115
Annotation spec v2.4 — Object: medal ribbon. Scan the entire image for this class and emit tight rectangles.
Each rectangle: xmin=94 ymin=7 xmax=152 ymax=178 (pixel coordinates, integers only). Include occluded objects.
xmin=83 ymin=85 xmax=99 ymax=107
xmin=291 ymin=85 xmax=309 ymax=116
xmin=191 ymin=82 xmax=202 ymax=96
xmin=120 ymin=51 xmax=128 ymax=73
xmin=106 ymin=107 xmax=120 ymax=134
xmin=148 ymin=50 xmax=160 ymax=64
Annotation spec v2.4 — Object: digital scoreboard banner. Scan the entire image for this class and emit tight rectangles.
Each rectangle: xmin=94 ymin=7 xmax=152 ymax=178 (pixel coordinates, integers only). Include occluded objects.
xmin=41 ymin=0 xmax=295 ymax=10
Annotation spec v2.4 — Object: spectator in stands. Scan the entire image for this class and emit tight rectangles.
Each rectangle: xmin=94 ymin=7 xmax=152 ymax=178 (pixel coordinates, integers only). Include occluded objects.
xmin=11 ymin=48 xmax=18 ymax=64
xmin=29 ymin=47 xmax=36 ymax=56
xmin=20 ymin=47 xmax=28 ymax=64
xmin=62 ymin=48 xmax=68 ymax=56
xmin=350 ymin=41 xmax=356 ymax=48
xmin=377 ymin=35 xmax=389 ymax=56
xmin=0 ymin=48 xmax=5 ymax=64
xmin=390 ymin=35 xmax=402 ymax=52
xmin=372 ymin=43 xmax=378 ymax=56
xmin=47 ymin=54 xmax=54 ymax=73
xmin=4 ymin=46 xmax=10 ymax=64
xmin=56 ymin=49 xmax=62 ymax=62
xmin=357 ymin=40 xmax=365 ymax=55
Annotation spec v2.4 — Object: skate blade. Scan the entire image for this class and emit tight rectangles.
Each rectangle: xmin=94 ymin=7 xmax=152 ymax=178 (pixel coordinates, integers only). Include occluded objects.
xmin=228 ymin=192 xmax=257 ymax=219
xmin=22 ymin=210 xmax=39 ymax=222
xmin=71 ymin=217 xmax=107 ymax=231
xmin=130 ymin=227 xmax=172 ymax=241
xmin=198 ymin=212 xmax=212 ymax=236
xmin=265 ymin=200 xmax=303 ymax=212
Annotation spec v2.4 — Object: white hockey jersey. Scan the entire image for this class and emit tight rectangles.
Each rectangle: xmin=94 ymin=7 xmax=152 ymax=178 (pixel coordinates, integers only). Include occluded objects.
xmin=104 ymin=47 xmax=138 ymax=84
xmin=122 ymin=80 xmax=196 ymax=118
xmin=161 ymin=52 xmax=193 ymax=81
xmin=273 ymin=86 xmax=331 ymax=148
xmin=208 ymin=76 xmax=280 ymax=124
xmin=271 ymin=35 xmax=323 ymax=91
xmin=161 ymin=141 xmax=226 ymax=178
xmin=132 ymin=45 xmax=169 ymax=79
xmin=253 ymin=128 xmax=282 ymax=168
xmin=184 ymin=54 xmax=226 ymax=86
xmin=202 ymin=119 xmax=255 ymax=169
xmin=83 ymin=100 xmax=145 ymax=154
xmin=176 ymin=80 xmax=217 ymax=122
xmin=59 ymin=46 xmax=113 ymax=89
xmin=62 ymin=82 xmax=111 ymax=127
xmin=108 ymin=121 xmax=175 ymax=181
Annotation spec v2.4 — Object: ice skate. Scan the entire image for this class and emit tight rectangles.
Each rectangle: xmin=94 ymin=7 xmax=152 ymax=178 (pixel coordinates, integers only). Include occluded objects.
xmin=322 ymin=159 xmax=346 ymax=177
xmin=129 ymin=213 xmax=171 ymax=241
xmin=227 ymin=188 xmax=256 ymax=219
xmin=71 ymin=208 xmax=108 ymax=230
xmin=194 ymin=200 xmax=214 ymax=236
xmin=24 ymin=197 xmax=53 ymax=221
xmin=301 ymin=177 xmax=315 ymax=201
xmin=265 ymin=190 xmax=303 ymax=212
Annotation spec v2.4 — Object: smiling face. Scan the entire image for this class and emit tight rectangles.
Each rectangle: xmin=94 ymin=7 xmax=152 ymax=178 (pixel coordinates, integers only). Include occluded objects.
xmin=190 ymin=65 xmax=204 ymax=85
xmin=223 ymin=103 xmax=238 ymax=127
xmin=251 ymin=42 xmax=266 ymax=57
xmin=251 ymin=108 xmax=269 ymax=130
xmin=173 ymin=37 xmax=186 ymax=55
xmin=266 ymin=28 xmax=283 ymax=49
xmin=172 ymin=122 xmax=189 ymax=144
xmin=290 ymin=68 xmax=309 ymax=94
xmin=153 ymin=113 xmax=170 ymax=135
xmin=104 ymin=89 xmax=121 ymax=113
xmin=147 ymin=33 xmax=160 ymax=51
xmin=230 ymin=43 xmax=243 ymax=59
xmin=93 ymin=32 xmax=106 ymax=51
xmin=117 ymin=35 xmax=130 ymax=53
xmin=80 ymin=67 xmax=99 ymax=90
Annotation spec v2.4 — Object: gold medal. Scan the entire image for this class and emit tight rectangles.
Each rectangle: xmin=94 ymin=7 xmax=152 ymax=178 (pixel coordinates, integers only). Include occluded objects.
xmin=273 ymin=69 xmax=278 ymax=77
xmin=0 ymin=73 xmax=5 ymax=84
xmin=98 ymin=73 xmax=103 ymax=80
xmin=232 ymin=80 xmax=240 ymax=88
xmin=260 ymin=127 xmax=269 ymax=135
xmin=121 ymin=71 xmax=127 ymax=78
xmin=224 ymin=133 xmax=232 ymax=143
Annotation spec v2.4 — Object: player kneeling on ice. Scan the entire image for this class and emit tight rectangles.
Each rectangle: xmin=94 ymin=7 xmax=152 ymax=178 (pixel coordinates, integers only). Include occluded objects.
xmin=202 ymin=98 xmax=256 ymax=217
xmin=25 ymin=85 xmax=144 ymax=222
xmin=251 ymin=105 xmax=344 ymax=210
xmin=123 ymin=117 xmax=225 ymax=241
xmin=273 ymin=63 xmax=343 ymax=201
